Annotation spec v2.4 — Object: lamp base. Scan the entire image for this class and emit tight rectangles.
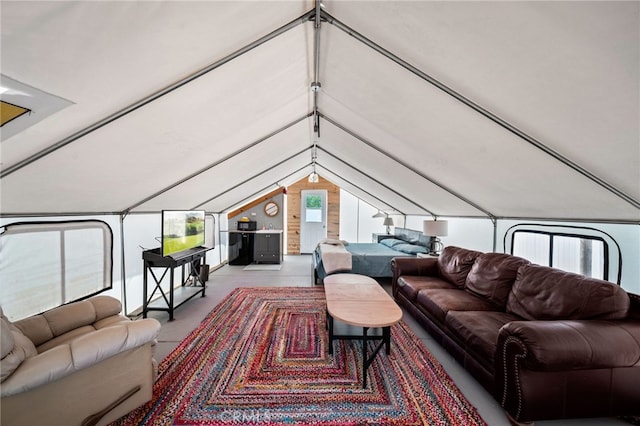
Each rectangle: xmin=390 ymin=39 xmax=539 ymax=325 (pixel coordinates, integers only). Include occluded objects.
xmin=428 ymin=237 xmax=444 ymax=256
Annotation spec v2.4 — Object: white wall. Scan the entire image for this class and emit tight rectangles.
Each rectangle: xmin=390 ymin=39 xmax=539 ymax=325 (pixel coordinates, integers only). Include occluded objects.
xmin=338 ymin=191 xmax=639 ymax=293
xmin=2 ymin=204 xmax=638 ymax=314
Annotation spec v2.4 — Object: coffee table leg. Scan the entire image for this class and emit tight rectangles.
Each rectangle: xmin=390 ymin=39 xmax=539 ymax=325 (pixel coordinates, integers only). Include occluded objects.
xmin=383 ymin=326 xmax=391 ymax=355
xmin=362 ymin=327 xmax=369 ymax=388
xmin=328 ymin=311 xmax=334 ymax=355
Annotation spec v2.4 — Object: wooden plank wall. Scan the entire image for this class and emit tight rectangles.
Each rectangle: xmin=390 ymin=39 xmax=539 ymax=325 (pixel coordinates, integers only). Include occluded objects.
xmin=287 ymin=176 xmax=340 ymax=254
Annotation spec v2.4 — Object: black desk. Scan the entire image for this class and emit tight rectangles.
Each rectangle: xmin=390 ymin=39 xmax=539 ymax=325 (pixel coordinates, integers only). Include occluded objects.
xmin=142 ymin=247 xmax=211 ymax=320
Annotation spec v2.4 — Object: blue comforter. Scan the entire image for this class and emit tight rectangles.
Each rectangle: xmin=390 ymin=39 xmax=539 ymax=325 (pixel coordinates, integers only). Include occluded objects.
xmin=314 ymin=242 xmax=416 ymax=280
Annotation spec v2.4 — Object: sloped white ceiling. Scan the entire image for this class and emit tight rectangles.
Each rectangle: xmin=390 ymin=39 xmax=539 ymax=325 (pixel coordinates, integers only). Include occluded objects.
xmin=1 ymin=1 xmax=638 ymax=222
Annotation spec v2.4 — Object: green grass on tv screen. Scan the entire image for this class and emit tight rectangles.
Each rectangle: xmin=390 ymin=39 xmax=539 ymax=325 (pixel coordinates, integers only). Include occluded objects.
xmin=163 ymin=233 xmax=205 ymax=256
xmin=162 ymin=214 xmax=205 ymax=256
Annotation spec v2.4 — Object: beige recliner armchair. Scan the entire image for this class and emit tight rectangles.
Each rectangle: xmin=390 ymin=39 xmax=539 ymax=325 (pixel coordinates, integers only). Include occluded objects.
xmin=1 ymin=295 xmax=161 ymax=426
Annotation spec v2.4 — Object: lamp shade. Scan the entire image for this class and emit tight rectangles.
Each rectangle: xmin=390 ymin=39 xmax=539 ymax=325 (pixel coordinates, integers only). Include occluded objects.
xmin=383 ymin=217 xmax=394 ymax=227
xmin=423 ymin=220 xmax=448 ymax=237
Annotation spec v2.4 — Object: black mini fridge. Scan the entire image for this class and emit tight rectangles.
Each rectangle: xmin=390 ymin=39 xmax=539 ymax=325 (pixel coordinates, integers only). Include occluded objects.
xmin=228 ymin=232 xmax=254 ymax=265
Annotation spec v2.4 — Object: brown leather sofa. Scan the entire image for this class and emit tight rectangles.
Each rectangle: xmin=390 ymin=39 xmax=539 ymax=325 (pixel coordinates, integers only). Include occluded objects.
xmin=391 ymin=246 xmax=640 ymax=423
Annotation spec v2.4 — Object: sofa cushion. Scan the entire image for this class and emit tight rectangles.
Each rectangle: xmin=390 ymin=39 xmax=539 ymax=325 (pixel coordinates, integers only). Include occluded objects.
xmin=506 ymin=264 xmax=630 ymax=320
xmin=13 ymin=315 xmax=54 ymax=346
xmin=397 ymin=275 xmax=457 ymax=301
xmin=437 ymin=246 xmax=483 ymax=288
xmin=1 ymin=310 xmax=14 ymax=359
xmin=446 ymin=310 xmax=521 ymax=368
xmin=36 ymin=325 xmax=96 ymax=353
xmin=465 ymin=253 xmax=530 ymax=309
xmin=1 ymin=310 xmax=37 ymax=383
xmin=416 ymin=288 xmax=497 ymax=324
xmin=88 ymin=295 xmax=122 ymax=321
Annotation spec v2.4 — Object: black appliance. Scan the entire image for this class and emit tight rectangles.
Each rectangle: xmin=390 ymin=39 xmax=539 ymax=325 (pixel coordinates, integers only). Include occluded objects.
xmin=237 ymin=220 xmax=257 ymax=231
xmin=228 ymin=232 xmax=255 ymax=265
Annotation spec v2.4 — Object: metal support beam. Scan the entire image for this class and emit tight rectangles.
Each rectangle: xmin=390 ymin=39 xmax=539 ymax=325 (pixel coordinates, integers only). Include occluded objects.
xmin=318 ymin=146 xmax=431 ymax=216
xmin=218 ymin=165 xmax=309 ymax=213
xmin=322 ymin=10 xmax=640 ymax=211
xmin=1 ymin=10 xmax=315 ymax=179
xmin=315 ymin=164 xmax=398 ymax=214
xmin=321 ymin=113 xmax=495 ymax=219
xmin=312 ymin=1 xmax=322 ymax=138
xmin=192 ymin=148 xmax=310 ymax=210
xmin=125 ymin=113 xmax=311 ymax=213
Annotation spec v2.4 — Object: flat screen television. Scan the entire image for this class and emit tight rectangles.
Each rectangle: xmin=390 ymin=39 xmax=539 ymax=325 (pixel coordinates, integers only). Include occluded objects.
xmin=161 ymin=210 xmax=206 ymax=257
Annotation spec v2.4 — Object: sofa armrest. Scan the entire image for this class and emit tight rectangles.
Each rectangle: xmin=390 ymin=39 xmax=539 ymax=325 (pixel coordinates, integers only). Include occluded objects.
xmin=1 ymin=318 xmax=160 ymax=397
xmin=391 ymin=257 xmax=438 ymax=297
xmin=497 ymin=319 xmax=640 ymax=372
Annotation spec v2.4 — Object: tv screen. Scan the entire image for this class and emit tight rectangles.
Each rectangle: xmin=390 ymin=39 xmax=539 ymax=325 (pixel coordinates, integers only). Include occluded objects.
xmin=161 ymin=210 xmax=206 ymax=257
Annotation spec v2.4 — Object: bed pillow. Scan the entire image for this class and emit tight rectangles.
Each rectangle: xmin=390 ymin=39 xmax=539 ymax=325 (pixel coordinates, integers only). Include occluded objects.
xmin=379 ymin=238 xmax=406 ymax=248
xmin=394 ymin=243 xmax=428 ymax=255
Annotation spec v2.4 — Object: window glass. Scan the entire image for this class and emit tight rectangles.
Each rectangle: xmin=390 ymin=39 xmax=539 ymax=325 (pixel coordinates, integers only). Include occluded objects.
xmin=305 ymin=195 xmax=322 ymax=223
xmin=513 ymin=232 xmax=550 ymax=266
xmin=512 ymin=230 xmax=606 ymax=280
xmin=0 ymin=221 xmax=112 ymax=321
xmin=552 ymin=236 xmax=605 ymax=278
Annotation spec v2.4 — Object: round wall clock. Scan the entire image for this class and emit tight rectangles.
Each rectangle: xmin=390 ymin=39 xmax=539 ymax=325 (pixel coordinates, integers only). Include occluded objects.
xmin=264 ymin=201 xmax=279 ymax=217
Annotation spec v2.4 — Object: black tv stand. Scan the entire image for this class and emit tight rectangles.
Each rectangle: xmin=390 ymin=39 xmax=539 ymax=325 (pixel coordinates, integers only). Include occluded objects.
xmin=142 ymin=246 xmax=211 ymax=320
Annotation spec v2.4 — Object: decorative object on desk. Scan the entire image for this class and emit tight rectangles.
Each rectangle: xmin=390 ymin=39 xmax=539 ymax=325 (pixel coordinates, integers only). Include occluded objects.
xmin=423 ymin=219 xmax=448 ymax=255
xmin=112 ymin=287 xmax=486 ymax=426
xmin=383 ymin=216 xmax=394 ymax=234
xmin=264 ymin=201 xmax=279 ymax=217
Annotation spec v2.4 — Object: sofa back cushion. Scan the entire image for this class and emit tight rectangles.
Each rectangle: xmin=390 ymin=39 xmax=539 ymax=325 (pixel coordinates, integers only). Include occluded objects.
xmin=506 ymin=264 xmax=630 ymax=320
xmin=437 ymin=246 xmax=483 ymax=288
xmin=465 ymin=253 xmax=530 ymax=309
xmin=15 ymin=296 xmax=122 ymax=345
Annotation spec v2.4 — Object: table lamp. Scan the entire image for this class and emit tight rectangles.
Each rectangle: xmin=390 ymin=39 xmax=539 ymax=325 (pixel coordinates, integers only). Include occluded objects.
xmin=423 ymin=220 xmax=448 ymax=255
xmin=383 ymin=216 xmax=394 ymax=234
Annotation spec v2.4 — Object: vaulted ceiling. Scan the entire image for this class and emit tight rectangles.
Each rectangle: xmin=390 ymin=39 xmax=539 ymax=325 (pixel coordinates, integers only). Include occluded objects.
xmin=1 ymin=1 xmax=638 ymax=222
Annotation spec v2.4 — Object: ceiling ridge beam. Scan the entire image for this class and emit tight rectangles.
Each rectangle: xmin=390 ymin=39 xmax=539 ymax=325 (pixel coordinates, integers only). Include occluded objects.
xmin=321 ymin=113 xmax=494 ymax=219
xmin=124 ymin=113 xmax=311 ymax=213
xmin=1 ymin=9 xmax=315 ymax=179
xmin=191 ymin=148 xmax=310 ymax=211
xmin=322 ymin=10 xmax=640 ymax=211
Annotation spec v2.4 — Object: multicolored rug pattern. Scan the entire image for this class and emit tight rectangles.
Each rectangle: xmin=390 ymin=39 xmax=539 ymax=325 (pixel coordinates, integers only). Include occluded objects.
xmin=112 ymin=287 xmax=487 ymax=425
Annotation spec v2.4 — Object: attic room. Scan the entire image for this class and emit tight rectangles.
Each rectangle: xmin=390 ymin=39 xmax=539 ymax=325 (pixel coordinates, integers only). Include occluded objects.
xmin=1 ymin=1 xmax=639 ymax=425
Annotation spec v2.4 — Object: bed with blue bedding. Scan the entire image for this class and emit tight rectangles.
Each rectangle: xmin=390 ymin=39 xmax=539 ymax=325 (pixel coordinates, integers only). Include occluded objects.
xmin=313 ymin=227 xmax=430 ymax=282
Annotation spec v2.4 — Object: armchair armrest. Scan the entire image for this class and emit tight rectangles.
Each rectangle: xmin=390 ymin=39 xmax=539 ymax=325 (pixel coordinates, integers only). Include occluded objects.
xmin=391 ymin=257 xmax=438 ymax=297
xmin=496 ymin=319 xmax=640 ymax=422
xmin=1 ymin=318 xmax=160 ymax=397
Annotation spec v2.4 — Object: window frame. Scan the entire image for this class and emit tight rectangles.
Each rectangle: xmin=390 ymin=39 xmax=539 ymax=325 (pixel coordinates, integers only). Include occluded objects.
xmin=510 ymin=229 xmax=609 ymax=281
xmin=503 ymin=223 xmax=623 ymax=285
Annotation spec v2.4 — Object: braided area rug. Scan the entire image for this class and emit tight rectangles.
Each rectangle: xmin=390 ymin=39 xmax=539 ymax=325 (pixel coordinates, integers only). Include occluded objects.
xmin=112 ymin=287 xmax=487 ymax=425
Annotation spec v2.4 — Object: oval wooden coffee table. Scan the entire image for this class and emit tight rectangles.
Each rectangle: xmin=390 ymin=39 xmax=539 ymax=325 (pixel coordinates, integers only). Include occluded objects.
xmin=324 ymin=273 xmax=402 ymax=388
